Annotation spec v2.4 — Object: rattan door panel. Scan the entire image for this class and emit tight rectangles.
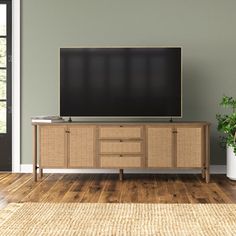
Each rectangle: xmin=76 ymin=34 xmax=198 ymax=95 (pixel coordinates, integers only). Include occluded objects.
xmin=99 ymin=126 xmax=142 ymax=139
xmin=147 ymin=127 xmax=173 ymax=167
xmin=176 ymin=127 xmax=202 ymax=167
xmin=40 ymin=126 xmax=67 ymax=168
xmin=68 ymin=126 xmax=95 ymax=168
xmin=100 ymin=155 xmax=141 ymax=168
xmin=100 ymin=141 xmax=141 ymax=154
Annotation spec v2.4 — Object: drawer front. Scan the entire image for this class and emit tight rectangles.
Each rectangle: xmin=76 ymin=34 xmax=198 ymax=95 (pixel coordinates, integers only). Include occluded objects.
xmin=99 ymin=126 xmax=142 ymax=139
xmin=100 ymin=155 xmax=142 ymax=168
xmin=100 ymin=141 xmax=142 ymax=154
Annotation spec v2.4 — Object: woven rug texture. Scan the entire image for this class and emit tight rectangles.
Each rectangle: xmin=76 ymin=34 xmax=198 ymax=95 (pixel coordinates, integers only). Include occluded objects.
xmin=0 ymin=203 xmax=236 ymax=236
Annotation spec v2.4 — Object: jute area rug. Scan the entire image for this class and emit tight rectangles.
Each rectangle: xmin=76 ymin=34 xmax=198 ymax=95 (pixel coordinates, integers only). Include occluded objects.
xmin=0 ymin=203 xmax=236 ymax=236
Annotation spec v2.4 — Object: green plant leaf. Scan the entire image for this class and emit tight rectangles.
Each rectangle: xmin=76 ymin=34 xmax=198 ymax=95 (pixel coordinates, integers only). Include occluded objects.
xmin=216 ymin=95 xmax=236 ymax=155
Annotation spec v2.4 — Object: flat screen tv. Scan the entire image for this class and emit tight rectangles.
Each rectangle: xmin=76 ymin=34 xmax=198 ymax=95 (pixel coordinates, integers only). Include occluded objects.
xmin=60 ymin=47 xmax=182 ymax=117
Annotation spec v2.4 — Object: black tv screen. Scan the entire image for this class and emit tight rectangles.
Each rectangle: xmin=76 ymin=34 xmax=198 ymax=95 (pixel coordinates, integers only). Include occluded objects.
xmin=60 ymin=47 xmax=182 ymax=117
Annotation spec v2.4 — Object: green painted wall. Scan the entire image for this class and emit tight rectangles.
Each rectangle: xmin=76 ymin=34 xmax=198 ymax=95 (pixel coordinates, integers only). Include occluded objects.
xmin=21 ymin=0 xmax=236 ymax=165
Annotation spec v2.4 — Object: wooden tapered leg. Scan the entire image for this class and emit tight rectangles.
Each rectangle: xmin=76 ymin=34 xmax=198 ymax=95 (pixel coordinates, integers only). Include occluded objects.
xmin=119 ymin=169 xmax=124 ymax=181
xmin=202 ymin=168 xmax=205 ymax=179
xmin=205 ymin=168 xmax=210 ymax=183
xmin=39 ymin=168 xmax=43 ymax=178
xmin=33 ymin=125 xmax=38 ymax=182
xmin=205 ymin=125 xmax=210 ymax=183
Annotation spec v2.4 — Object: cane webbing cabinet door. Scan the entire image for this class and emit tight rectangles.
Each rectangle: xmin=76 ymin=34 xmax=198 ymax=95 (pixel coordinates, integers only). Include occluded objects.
xmin=40 ymin=125 xmax=67 ymax=168
xmin=147 ymin=127 xmax=173 ymax=167
xmin=68 ymin=126 xmax=95 ymax=168
xmin=176 ymin=127 xmax=203 ymax=168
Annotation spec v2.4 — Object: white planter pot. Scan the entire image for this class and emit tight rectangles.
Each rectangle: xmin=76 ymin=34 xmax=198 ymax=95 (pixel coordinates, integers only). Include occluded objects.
xmin=227 ymin=146 xmax=236 ymax=180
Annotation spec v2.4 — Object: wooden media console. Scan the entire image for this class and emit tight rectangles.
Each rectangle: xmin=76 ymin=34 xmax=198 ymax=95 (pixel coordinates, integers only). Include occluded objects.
xmin=32 ymin=122 xmax=210 ymax=182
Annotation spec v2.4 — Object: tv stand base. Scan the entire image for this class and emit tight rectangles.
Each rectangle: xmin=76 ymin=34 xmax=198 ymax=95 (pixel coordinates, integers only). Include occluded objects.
xmin=32 ymin=121 xmax=210 ymax=183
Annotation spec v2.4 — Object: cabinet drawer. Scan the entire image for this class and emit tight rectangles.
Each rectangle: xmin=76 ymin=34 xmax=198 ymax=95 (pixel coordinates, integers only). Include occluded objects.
xmin=100 ymin=141 xmax=142 ymax=154
xmin=100 ymin=155 xmax=142 ymax=168
xmin=99 ymin=126 xmax=142 ymax=139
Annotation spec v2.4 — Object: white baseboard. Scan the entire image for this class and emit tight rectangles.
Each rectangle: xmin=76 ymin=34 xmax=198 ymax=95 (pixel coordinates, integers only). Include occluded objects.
xmin=20 ymin=164 xmax=226 ymax=174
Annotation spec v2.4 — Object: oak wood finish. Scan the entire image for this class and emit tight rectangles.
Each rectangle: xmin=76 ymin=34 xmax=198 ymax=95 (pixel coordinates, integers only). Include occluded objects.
xmin=33 ymin=125 xmax=37 ymax=181
xmin=205 ymin=125 xmax=211 ymax=183
xmin=147 ymin=126 xmax=173 ymax=167
xmin=99 ymin=126 xmax=142 ymax=139
xmin=98 ymin=125 xmax=144 ymax=169
xmin=176 ymin=127 xmax=203 ymax=168
xmin=119 ymin=169 xmax=124 ymax=181
xmin=68 ymin=126 xmax=95 ymax=168
xmin=0 ymin=173 xmax=235 ymax=209
xmin=100 ymin=140 xmax=142 ymax=154
xmin=33 ymin=122 xmax=210 ymax=182
xmin=100 ymin=155 xmax=142 ymax=168
xmin=40 ymin=125 xmax=67 ymax=168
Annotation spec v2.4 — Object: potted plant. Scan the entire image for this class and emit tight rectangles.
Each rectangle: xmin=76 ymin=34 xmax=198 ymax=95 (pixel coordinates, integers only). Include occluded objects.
xmin=216 ymin=95 xmax=236 ymax=180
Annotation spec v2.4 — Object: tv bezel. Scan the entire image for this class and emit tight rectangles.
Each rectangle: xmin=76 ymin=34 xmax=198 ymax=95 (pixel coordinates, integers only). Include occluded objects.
xmin=59 ymin=46 xmax=183 ymax=119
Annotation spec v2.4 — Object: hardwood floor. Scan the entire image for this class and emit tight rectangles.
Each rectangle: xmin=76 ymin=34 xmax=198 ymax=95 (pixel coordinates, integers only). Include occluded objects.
xmin=0 ymin=173 xmax=236 ymax=208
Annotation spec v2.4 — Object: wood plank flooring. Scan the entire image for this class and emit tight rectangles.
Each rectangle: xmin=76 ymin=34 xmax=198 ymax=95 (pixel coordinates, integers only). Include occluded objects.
xmin=0 ymin=173 xmax=236 ymax=208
